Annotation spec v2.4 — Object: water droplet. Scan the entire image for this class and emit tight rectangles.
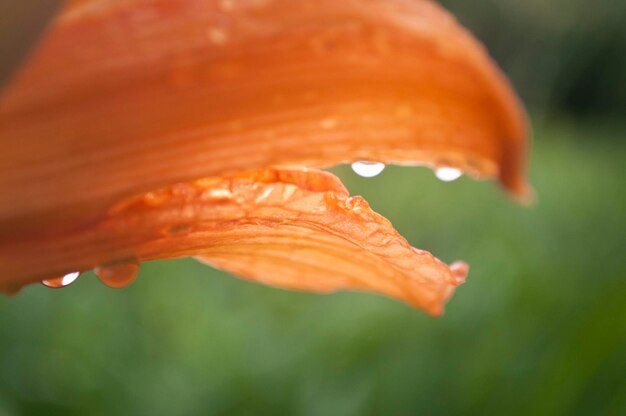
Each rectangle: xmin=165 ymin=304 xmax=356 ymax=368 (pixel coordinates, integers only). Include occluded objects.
xmin=320 ymin=118 xmax=338 ymax=129
xmin=435 ymin=167 xmax=462 ymax=182
xmin=351 ymin=161 xmax=385 ymax=178
xmin=207 ymin=188 xmax=232 ymax=199
xmin=219 ymin=0 xmax=235 ymax=11
xmin=42 ymin=271 xmax=81 ymax=288
xmin=143 ymin=191 xmax=168 ymax=207
xmin=255 ymin=185 xmax=274 ymax=203
xmin=450 ymin=261 xmax=469 ymax=285
xmin=95 ymin=260 xmax=140 ymax=289
xmin=207 ymin=27 xmax=228 ymax=45
xmin=345 ymin=195 xmax=367 ymax=210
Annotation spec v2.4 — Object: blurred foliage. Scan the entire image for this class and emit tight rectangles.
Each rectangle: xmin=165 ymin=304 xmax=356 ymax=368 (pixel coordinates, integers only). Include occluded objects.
xmin=1 ymin=121 xmax=625 ymax=415
xmin=443 ymin=0 xmax=626 ymax=119
xmin=1 ymin=1 xmax=626 ymax=415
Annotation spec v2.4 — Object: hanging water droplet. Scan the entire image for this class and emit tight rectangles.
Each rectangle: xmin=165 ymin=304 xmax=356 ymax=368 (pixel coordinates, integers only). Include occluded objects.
xmin=351 ymin=161 xmax=385 ymax=178
xmin=435 ymin=167 xmax=462 ymax=182
xmin=450 ymin=261 xmax=469 ymax=285
xmin=42 ymin=271 xmax=81 ymax=288
xmin=95 ymin=260 xmax=140 ymax=289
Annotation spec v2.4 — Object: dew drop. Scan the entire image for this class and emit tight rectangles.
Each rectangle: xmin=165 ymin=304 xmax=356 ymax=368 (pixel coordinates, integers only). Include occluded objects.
xmin=219 ymin=0 xmax=234 ymax=11
xmin=320 ymin=117 xmax=338 ymax=129
xmin=42 ymin=271 xmax=81 ymax=288
xmin=95 ymin=260 xmax=140 ymax=289
xmin=450 ymin=261 xmax=469 ymax=285
xmin=351 ymin=161 xmax=385 ymax=178
xmin=207 ymin=188 xmax=232 ymax=199
xmin=143 ymin=191 xmax=168 ymax=207
xmin=207 ymin=27 xmax=228 ymax=45
xmin=435 ymin=167 xmax=462 ymax=182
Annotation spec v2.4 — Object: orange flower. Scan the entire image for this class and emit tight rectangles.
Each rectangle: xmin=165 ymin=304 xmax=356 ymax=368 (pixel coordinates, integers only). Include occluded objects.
xmin=0 ymin=0 xmax=530 ymax=315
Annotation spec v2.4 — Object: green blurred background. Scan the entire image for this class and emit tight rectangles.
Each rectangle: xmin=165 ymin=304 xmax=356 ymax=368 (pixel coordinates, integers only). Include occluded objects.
xmin=1 ymin=1 xmax=625 ymax=415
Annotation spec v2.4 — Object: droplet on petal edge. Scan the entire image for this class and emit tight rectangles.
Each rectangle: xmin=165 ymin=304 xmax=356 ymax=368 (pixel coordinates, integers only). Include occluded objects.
xmin=351 ymin=162 xmax=385 ymax=178
xmin=4 ymin=167 xmax=465 ymax=314
xmin=435 ymin=167 xmax=462 ymax=182
xmin=95 ymin=261 xmax=140 ymax=288
xmin=450 ymin=261 xmax=469 ymax=285
xmin=41 ymin=271 xmax=81 ymax=288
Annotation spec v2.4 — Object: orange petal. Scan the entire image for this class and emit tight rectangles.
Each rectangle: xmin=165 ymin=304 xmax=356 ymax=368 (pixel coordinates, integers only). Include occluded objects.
xmin=0 ymin=0 xmax=530 ymax=239
xmin=0 ymin=167 xmax=466 ymax=315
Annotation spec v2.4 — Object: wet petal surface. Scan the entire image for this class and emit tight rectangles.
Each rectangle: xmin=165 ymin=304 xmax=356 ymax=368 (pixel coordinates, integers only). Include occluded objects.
xmin=0 ymin=168 xmax=466 ymax=315
xmin=0 ymin=0 xmax=530 ymax=238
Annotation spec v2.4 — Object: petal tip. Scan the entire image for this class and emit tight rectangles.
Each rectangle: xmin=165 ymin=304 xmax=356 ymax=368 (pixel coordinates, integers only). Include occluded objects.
xmin=510 ymin=181 xmax=536 ymax=206
xmin=450 ymin=261 xmax=469 ymax=285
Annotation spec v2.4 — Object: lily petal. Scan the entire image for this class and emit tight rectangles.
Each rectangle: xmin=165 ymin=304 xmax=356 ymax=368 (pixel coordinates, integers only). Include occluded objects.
xmin=0 ymin=167 xmax=467 ymax=315
xmin=0 ymin=0 xmax=530 ymax=239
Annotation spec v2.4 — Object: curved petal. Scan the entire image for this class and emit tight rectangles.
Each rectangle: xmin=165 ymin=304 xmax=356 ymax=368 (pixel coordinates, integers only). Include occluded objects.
xmin=0 ymin=0 xmax=530 ymax=238
xmin=0 ymin=167 xmax=467 ymax=315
